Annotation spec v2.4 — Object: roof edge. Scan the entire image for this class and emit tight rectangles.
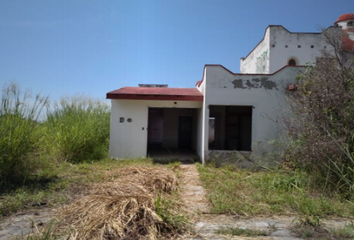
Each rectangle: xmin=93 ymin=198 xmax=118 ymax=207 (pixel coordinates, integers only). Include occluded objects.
xmin=197 ymin=64 xmax=306 ymax=87
xmin=106 ymin=93 xmax=203 ymax=101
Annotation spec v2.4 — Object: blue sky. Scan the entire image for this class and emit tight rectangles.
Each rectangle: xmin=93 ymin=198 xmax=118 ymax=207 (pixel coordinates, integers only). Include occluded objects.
xmin=0 ymin=0 xmax=352 ymax=102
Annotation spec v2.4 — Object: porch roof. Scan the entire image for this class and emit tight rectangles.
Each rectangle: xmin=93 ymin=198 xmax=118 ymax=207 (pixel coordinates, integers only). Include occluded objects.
xmin=106 ymin=87 xmax=203 ymax=101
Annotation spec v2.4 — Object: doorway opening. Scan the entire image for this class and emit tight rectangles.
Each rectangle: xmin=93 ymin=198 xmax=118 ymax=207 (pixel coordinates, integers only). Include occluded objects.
xmin=147 ymin=108 xmax=164 ymax=147
xmin=147 ymin=108 xmax=199 ymax=161
xmin=209 ymin=105 xmax=252 ymax=151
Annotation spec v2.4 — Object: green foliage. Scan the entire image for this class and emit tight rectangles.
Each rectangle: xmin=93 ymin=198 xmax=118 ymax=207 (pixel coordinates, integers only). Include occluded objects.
xmin=0 ymin=83 xmax=49 ymax=185
xmin=0 ymin=83 xmax=113 ymax=216
xmin=155 ymin=193 xmax=189 ymax=231
xmin=281 ymin=31 xmax=354 ymax=197
xmin=44 ymin=96 xmax=110 ymax=163
xmin=327 ymin=142 xmax=354 ymax=199
xmin=197 ymin=164 xmax=354 ymax=217
xmin=330 ymin=222 xmax=354 ymax=239
xmin=295 ymin=214 xmax=321 ymax=228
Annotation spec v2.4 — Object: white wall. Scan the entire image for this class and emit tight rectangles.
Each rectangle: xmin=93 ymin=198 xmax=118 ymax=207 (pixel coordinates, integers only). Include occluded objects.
xmin=240 ymin=28 xmax=270 ymax=74
xmin=241 ymin=26 xmax=337 ymax=74
xmin=196 ymin=108 xmax=203 ymax=159
xmin=196 ymin=67 xmax=206 ymax=94
xmin=202 ymin=65 xmax=304 ymax=161
xmin=268 ymin=26 xmax=329 ymax=73
xmin=337 ymin=20 xmax=354 ymax=30
xmin=109 ymin=99 xmax=202 ymax=159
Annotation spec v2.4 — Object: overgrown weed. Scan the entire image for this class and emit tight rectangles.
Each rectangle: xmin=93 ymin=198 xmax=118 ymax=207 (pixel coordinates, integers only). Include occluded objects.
xmin=44 ymin=96 xmax=110 ymax=163
xmin=0 ymin=83 xmax=49 ymax=186
xmin=197 ymin=163 xmax=354 ymax=217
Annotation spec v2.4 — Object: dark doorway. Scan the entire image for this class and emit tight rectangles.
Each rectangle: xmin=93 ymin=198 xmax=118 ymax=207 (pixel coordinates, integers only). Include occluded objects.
xmin=148 ymin=108 xmax=163 ymax=147
xmin=178 ymin=116 xmax=192 ymax=148
xmin=225 ymin=106 xmax=252 ymax=151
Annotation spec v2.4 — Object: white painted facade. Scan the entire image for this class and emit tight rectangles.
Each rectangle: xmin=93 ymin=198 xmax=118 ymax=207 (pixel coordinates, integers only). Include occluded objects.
xmin=240 ymin=28 xmax=270 ymax=74
xmin=200 ymin=65 xmax=303 ymax=164
xmin=108 ymin=14 xmax=354 ymax=164
xmin=240 ymin=26 xmax=336 ymax=74
xmin=109 ymin=99 xmax=202 ymax=159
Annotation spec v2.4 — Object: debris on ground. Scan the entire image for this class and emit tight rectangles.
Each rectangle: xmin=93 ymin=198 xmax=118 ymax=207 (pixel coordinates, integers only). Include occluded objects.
xmin=31 ymin=166 xmax=183 ymax=240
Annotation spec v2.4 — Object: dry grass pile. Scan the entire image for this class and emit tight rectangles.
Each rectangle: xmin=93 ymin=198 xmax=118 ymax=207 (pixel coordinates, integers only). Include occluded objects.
xmin=105 ymin=167 xmax=179 ymax=194
xmin=53 ymin=166 xmax=182 ymax=240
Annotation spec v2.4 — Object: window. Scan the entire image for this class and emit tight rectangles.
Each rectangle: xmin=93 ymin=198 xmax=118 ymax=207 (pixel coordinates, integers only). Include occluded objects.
xmin=209 ymin=106 xmax=252 ymax=151
xmin=288 ymin=59 xmax=296 ymax=66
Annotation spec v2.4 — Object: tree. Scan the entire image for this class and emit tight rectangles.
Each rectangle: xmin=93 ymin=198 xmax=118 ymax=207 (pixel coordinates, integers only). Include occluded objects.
xmin=281 ymin=27 xmax=354 ymax=197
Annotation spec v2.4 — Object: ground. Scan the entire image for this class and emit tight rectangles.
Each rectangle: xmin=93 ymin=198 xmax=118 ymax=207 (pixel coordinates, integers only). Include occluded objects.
xmin=0 ymin=162 xmax=352 ymax=240
xmin=179 ymin=164 xmax=304 ymax=240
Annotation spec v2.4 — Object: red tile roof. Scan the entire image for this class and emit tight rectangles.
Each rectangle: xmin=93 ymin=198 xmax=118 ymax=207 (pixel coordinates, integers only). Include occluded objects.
xmin=106 ymin=87 xmax=203 ymax=101
xmin=335 ymin=13 xmax=354 ymax=24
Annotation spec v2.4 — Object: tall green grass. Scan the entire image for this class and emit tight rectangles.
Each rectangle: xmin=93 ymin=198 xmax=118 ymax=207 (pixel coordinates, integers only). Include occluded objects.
xmin=44 ymin=96 xmax=110 ymax=163
xmin=0 ymin=83 xmax=48 ymax=185
xmin=0 ymin=83 xmax=111 ymax=189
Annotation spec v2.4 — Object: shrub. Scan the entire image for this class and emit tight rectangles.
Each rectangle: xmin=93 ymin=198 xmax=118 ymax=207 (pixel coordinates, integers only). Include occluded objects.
xmin=281 ymin=28 xmax=354 ymax=196
xmin=44 ymin=96 xmax=110 ymax=163
xmin=0 ymin=83 xmax=48 ymax=185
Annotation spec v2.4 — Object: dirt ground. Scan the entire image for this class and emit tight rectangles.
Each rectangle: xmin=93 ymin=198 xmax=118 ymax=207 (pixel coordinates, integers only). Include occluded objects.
xmin=0 ymin=207 xmax=55 ymax=240
xmin=0 ymin=163 xmax=351 ymax=240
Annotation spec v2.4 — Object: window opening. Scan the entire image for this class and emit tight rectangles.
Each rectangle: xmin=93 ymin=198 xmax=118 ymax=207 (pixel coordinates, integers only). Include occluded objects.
xmin=208 ymin=117 xmax=215 ymax=149
xmin=209 ymin=106 xmax=252 ymax=151
xmin=288 ymin=59 xmax=296 ymax=66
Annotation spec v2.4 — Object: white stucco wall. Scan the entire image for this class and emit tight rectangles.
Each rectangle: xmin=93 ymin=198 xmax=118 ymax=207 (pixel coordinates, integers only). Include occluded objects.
xmin=268 ymin=26 xmax=329 ymax=73
xmin=240 ymin=28 xmax=270 ymax=74
xmin=201 ymin=65 xmax=304 ymax=162
xmin=196 ymin=108 xmax=203 ymax=159
xmin=109 ymin=99 xmax=202 ymax=159
xmin=196 ymin=67 xmax=206 ymax=94
xmin=337 ymin=20 xmax=354 ymax=30
xmin=241 ymin=26 xmax=337 ymax=74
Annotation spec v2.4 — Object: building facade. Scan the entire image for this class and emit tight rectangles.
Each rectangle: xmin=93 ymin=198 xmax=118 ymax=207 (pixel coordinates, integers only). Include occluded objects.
xmin=107 ymin=14 xmax=354 ymax=165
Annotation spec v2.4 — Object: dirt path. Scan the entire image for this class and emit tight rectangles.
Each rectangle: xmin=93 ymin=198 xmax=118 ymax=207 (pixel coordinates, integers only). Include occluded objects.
xmin=180 ymin=164 xmax=210 ymax=216
xmin=179 ymin=164 xmax=306 ymax=240
xmin=0 ymin=208 xmax=55 ymax=240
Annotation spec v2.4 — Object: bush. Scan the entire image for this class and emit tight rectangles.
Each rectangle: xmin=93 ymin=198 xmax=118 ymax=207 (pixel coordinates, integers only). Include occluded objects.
xmin=281 ymin=29 xmax=354 ymax=197
xmin=44 ymin=96 xmax=110 ymax=163
xmin=0 ymin=83 xmax=49 ymax=185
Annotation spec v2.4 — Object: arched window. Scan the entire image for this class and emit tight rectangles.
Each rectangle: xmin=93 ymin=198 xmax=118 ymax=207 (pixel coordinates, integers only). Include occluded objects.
xmin=288 ymin=59 xmax=296 ymax=66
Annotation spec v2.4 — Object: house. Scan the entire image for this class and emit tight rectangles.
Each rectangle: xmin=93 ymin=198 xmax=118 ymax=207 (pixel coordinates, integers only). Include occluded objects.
xmin=107 ymin=13 xmax=354 ymax=165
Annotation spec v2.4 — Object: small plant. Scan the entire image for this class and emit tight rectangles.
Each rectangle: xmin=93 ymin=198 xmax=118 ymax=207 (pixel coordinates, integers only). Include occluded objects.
xmin=155 ymin=194 xmax=189 ymax=231
xmin=16 ymin=221 xmax=58 ymax=240
xmin=294 ymin=214 xmax=321 ymax=228
xmin=217 ymin=227 xmax=268 ymax=236
xmin=330 ymin=222 xmax=354 ymax=238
